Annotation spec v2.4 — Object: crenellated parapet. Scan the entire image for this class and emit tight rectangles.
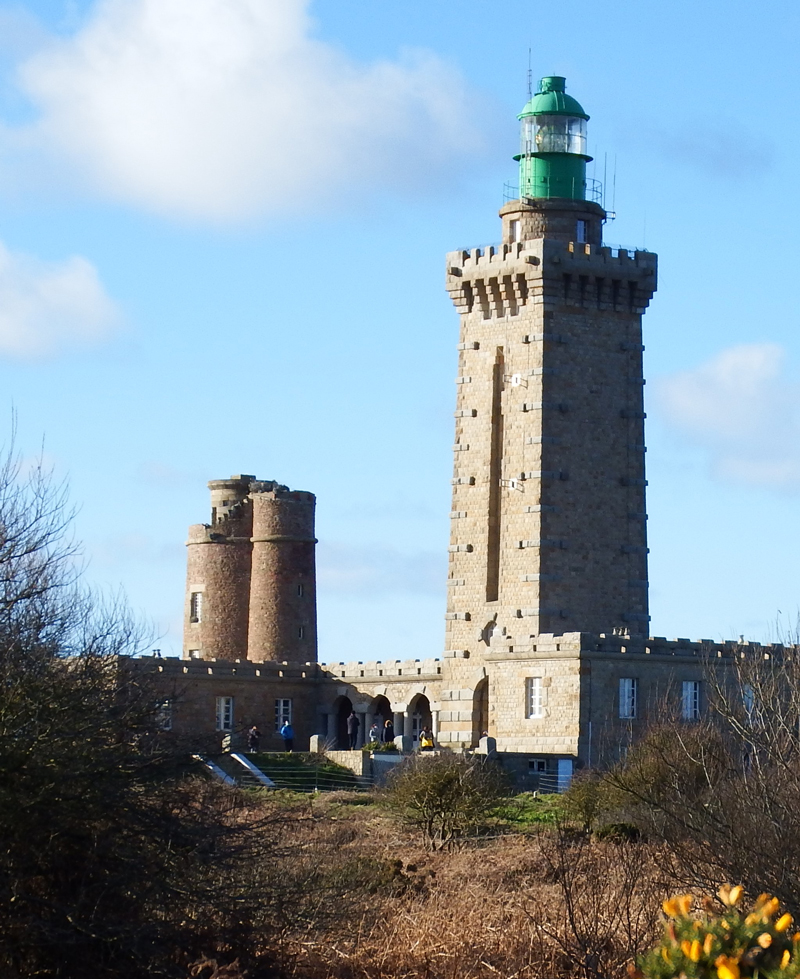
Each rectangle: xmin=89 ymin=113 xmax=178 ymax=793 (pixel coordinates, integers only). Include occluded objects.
xmin=322 ymin=657 xmax=443 ymax=680
xmin=446 ymin=238 xmax=657 ymax=320
xmin=140 ymin=656 xmax=322 ymax=680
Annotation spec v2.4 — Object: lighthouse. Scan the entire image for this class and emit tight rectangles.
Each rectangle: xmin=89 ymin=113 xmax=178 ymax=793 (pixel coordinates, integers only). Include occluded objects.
xmin=438 ymin=76 xmax=658 ymax=746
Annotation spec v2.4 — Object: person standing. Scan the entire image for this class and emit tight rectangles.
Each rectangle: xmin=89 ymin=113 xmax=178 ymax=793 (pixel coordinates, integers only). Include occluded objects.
xmin=382 ymin=717 xmax=395 ymax=743
xmin=346 ymin=711 xmax=360 ymax=750
xmin=247 ymin=724 xmax=261 ymax=752
xmin=368 ymin=719 xmax=381 ymax=744
xmin=279 ymin=720 xmax=294 ymax=752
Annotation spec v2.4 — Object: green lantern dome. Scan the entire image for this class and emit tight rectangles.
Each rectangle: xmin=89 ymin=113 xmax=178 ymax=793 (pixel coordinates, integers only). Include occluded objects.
xmin=515 ymin=76 xmax=593 ymax=202
xmin=518 ymin=76 xmax=589 ymax=120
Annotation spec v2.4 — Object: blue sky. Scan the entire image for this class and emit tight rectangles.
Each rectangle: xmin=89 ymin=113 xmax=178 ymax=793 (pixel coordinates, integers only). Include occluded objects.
xmin=0 ymin=0 xmax=799 ymax=659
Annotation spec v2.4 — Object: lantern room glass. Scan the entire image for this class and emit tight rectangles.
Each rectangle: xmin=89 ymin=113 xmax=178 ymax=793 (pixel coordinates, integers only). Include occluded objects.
xmin=521 ymin=114 xmax=587 ymax=157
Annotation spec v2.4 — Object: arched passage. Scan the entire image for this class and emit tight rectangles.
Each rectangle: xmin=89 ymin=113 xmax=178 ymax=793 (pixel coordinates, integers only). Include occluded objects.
xmin=369 ymin=695 xmax=392 ymax=743
xmin=331 ymin=695 xmax=352 ymax=750
xmin=472 ymin=677 xmax=489 ymax=747
xmin=408 ymin=693 xmax=432 ymax=746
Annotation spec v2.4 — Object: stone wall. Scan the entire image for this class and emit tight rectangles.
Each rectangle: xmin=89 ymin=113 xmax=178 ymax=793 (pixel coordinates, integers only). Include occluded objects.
xmin=139 ymin=656 xmax=322 ymax=753
xmin=138 ymin=635 xmax=786 ymax=770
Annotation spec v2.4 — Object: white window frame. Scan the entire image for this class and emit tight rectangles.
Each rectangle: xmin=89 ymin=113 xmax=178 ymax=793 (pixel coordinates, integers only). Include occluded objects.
xmin=216 ymin=696 xmax=234 ymax=732
xmin=190 ymin=591 xmax=203 ymax=623
xmin=619 ymin=677 xmax=638 ymax=719
xmin=682 ymin=680 xmax=701 ymax=721
xmin=526 ymin=677 xmax=543 ymax=718
xmin=509 ymin=219 xmax=520 ymax=243
xmin=275 ymin=698 xmax=292 ymax=732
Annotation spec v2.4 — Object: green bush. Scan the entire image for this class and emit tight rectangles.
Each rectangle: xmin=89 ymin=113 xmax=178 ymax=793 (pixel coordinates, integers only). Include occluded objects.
xmin=383 ymin=753 xmax=507 ymax=849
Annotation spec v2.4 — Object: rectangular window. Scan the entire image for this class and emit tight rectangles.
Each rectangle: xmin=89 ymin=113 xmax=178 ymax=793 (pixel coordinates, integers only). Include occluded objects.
xmin=297 ymin=583 xmax=304 ymax=597
xmin=275 ymin=698 xmax=292 ymax=731
xmin=576 ymin=219 xmax=587 ymax=243
xmin=155 ymin=699 xmax=172 ymax=731
xmin=216 ymin=696 xmax=233 ymax=731
xmin=298 ymin=625 xmax=304 ymax=639
xmin=189 ymin=591 xmax=203 ymax=623
xmin=529 ymin=758 xmax=547 ymax=772
xmin=526 ymin=677 xmax=543 ymax=718
xmin=189 ymin=649 xmax=201 ymax=659
xmin=619 ymin=677 xmax=638 ymax=719
xmin=509 ymin=219 xmax=520 ymax=243
xmin=682 ymin=681 xmax=701 ymax=721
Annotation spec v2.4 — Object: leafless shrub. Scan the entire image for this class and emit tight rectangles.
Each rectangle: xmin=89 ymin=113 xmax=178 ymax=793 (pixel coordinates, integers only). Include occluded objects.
xmin=606 ymin=645 xmax=800 ymax=914
xmin=291 ymin=833 xmax=667 ymax=979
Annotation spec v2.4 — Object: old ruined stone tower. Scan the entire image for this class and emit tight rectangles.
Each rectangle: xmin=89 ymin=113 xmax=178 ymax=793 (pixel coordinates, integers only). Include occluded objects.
xmin=183 ymin=476 xmax=318 ymax=664
xmin=438 ymin=76 xmax=657 ymax=747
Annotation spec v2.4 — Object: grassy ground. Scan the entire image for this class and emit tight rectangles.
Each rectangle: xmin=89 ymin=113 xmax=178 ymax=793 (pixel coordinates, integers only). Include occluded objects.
xmin=215 ymin=751 xmax=362 ymax=791
xmin=493 ymin=791 xmax=563 ymax=827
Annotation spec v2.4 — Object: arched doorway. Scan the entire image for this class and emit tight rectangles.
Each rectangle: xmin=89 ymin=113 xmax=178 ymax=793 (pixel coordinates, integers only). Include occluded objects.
xmin=333 ymin=696 xmax=352 ymax=750
xmin=472 ymin=677 xmax=489 ymax=746
xmin=408 ymin=693 xmax=432 ymax=746
xmin=370 ymin=695 xmax=391 ymax=743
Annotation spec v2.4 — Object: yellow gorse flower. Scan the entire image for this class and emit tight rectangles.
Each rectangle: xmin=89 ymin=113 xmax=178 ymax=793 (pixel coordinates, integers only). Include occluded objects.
xmin=663 ymin=894 xmax=693 ymax=918
xmin=650 ymin=890 xmax=794 ymax=979
xmin=718 ymin=884 xmax=744 ymax=907
xmin=716 ymin=955 xmax=740 ymax=979
xmin=752 ymin=895 xmax=780 ymax=920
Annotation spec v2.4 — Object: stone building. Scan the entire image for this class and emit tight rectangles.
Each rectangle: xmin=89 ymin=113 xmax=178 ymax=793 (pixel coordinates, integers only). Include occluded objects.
xmin=139 ymin=77 xmax=758 ymax=780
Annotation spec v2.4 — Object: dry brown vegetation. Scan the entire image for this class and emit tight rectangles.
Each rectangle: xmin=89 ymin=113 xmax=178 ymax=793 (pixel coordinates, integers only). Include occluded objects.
xmin=234 ymin=792 xmax=671 ymax=979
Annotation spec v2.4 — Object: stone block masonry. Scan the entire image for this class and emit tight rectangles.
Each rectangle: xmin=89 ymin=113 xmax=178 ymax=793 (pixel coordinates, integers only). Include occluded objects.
xmin=184 ymin=476 xmax=317 ymax=664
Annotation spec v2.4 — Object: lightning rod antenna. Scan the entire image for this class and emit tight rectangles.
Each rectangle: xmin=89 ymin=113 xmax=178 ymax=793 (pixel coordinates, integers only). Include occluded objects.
xmin=612 ymin=155 xmax=617 ymax=214
xmin=527 ymin=48 xmax=532 ymax=100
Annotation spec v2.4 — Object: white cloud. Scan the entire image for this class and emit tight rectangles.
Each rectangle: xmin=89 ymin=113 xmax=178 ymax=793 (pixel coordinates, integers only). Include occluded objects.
xmin=654 ymin=343 xmax=800 ymax=490
xmin=0 ymin=240 xmax=118 ymax=357
xmin=12 ymin=0 xmax=484 ymax=222
xmin=318 ymin=541 xmax=445 ymax=599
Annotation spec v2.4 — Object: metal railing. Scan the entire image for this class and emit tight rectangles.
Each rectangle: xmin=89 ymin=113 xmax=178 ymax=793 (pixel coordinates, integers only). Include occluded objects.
xmin=451 ymin=237 xmax=649 ymax=259
xmin=503 ymin=177 xmax=604 ymax=205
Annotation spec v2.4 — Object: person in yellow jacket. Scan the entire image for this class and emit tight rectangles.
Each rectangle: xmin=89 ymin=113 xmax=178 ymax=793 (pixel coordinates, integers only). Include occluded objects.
xmin=419 ymin=727 xmax=435 ymax=751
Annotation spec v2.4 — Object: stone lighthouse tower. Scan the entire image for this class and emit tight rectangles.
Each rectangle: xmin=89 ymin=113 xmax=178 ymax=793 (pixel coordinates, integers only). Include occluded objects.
xmin=443 ymin=77 xmax=657 ymax=671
